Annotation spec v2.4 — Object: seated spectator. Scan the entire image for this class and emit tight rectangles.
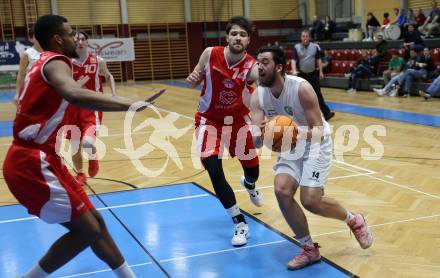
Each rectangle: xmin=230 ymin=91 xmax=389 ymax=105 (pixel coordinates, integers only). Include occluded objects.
xmin=321 ymin=49 xmax=332 ymax=74
xmin=420 ymin=73 xmax=440 ymax=99
xmin=383 ymin=12 xmax=391 ymax=26
xmin=398 ymin=47 xmax=435 ymax=96
xmin=419 ymin=1 xmax=440 ymax=38
xmin=370 ymin=34 xmax=388 ymax=66
xmin=365 ymin=12 xmax=381 ymax=41
xmin=406 ymin=8 xmax=417 ymax=27
xmin=324 ymin=15 xmax=336 ymax=41
xmin=402 ymin=24 xmax=425 ymax=52
xmin=374 ymin=49 xmax=418 ymax=96
xmin=416 ymin=8 xmax=427 ymax=27
xmin=310 ymin=15 xmax=325 ymax=41
xmin=346 ymin=50 xmax=374 ymax=93
xmin=390 ymin=8 xmax=408 ymax=35
xmin=383 ymin=50 xmax=405 ymax=84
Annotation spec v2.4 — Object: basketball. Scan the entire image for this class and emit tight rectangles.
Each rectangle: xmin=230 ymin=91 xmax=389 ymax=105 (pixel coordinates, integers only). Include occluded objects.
xmin=262 ymin=115 xmax=298 ymax=152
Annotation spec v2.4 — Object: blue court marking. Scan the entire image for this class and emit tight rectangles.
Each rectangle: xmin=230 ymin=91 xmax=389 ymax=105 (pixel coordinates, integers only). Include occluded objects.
xmin=0 ymin=91 xmax=15 ymax=103
xmin=100 ymin=183 xmax=352 ymax=277
xmin=0 ymin=121 xmax=13 ymax=137
xmin=158 ymin=80 xmax=440 ymax=127
xmin=327 ymin=101 xmax=440 ymax=127
xmin=0 ymin=183 xmax=355 ymax=277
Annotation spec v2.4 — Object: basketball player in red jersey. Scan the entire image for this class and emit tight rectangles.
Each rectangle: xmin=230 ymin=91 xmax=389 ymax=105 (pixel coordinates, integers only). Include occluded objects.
xmin=3 ymin=15 xmax=164 ymax=277
xmin=186 ymin=16 xmax=263 ymax=247
xmin=66 ymin=30 xmax=117 ymax=185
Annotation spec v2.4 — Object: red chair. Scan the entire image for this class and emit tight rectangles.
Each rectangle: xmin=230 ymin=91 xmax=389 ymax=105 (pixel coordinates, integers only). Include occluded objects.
xmin=331 ymin=60 xmax=342 ymax=75
xmin=334 ymin=50 xmax=343 ymax=61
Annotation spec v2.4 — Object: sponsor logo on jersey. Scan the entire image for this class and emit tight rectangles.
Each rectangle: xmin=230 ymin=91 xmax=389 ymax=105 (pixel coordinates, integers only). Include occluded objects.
xmin=222 ymin=79 xmax=235 ymax=89
xmin=90 ymin=57 xmax=97 ymax=63
xmin=219 ymin=90 xmax=237 ymax=105
xmin=284 ymin=106 xmax=293 ymax=115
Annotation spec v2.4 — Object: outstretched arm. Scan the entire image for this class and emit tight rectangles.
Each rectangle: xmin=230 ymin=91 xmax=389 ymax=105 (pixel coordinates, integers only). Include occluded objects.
xmin=45 ymin=60 xmax=162 ymax=111
xmin=15 ymin=53 xmax=29 ymax=104
xmin=186 ymin=47 xmax=211 ymax=87
xmin=99 ymin=57 xmax=116 ymax=96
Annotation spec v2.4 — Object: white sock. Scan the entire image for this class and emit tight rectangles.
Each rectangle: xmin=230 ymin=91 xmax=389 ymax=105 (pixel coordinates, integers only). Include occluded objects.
xmin=113 ymin=261 xmax=136 ymax=278
xmin=297 ymin=235 xmax=314 ymax=247
xmin=345 ymin=211 xmax=354 ymax=223
xmin=226 ymin=204 xmax=241 ymax=217
xmin=23 ymin=263 xmax=49 ymax=278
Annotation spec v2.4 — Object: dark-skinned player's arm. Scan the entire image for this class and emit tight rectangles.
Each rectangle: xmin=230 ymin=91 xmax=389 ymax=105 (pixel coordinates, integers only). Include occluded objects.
xmin=44 ymin=59 xmax=165 ymax=111
xmin=186 ymin=47 xmax=212 ymax=87
xmin=298 ymin=81 xmax=324 ymax=142
xmin=249 ymin=89 xmax=266 ymax=148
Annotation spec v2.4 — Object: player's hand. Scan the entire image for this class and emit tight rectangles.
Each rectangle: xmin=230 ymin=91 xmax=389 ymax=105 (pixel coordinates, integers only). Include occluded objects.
xmin=319 ymin=71 xmax=324 ymax=80
xmin=259 ymin=119 xmax=269 ymax=131
xmin=186 ymin=70 xmax=204 ymax=87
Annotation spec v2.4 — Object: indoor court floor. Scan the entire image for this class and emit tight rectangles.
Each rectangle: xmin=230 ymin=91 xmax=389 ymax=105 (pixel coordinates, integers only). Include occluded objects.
xmin=0 ymin=82 xmax=439 ymax=277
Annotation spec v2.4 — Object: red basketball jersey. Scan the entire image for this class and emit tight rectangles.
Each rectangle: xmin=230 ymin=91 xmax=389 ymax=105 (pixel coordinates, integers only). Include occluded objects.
xmin=14 ymin=51 xmax=72 ymax=154
xmin=72 ymin=53 xmax=103 ymax=93
xmin=197 ymin=46 xmax=256 ymax=123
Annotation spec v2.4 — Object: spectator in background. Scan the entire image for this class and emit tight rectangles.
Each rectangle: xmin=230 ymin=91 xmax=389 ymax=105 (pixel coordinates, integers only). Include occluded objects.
xmin=370 ymin=34 xmax=388 ymax=67
xmin=420 ymin=74 xmax=440 ymax=99
xmin=390 ymin=8 xmax=408 ymax=37
xmin=310 ymin=15 xmax=325 ymax=41
xmin=374 ymin=49 xmax=419 ymax=96
xmin=406 ymin=8 xmax=417 ymax=27
xmin=402 ymin=23 xmax=425 ymax=52
xmin=14 ymin=28 xmax=42 ymax=104
xmin=419 ymin=1 xmax=440 ymax=38
xmin=398 ymin=47 xmax=435 ymax=96
xmin=321 ymin=49 xmax=332 ymax=74
xmin=324 ymin=15 xmax=336 ymax=41
xmin=346 ymin=50 xmax=374 ymax=93
xmin=416 ymin=8 xmax=427 ymax=27
xmin=291 ymin=30 xmax=334 ymax=120
xmin=383 ymin=50 xmax=405 ymax=84
xmin=383 ymin=12 xmax=391 ymax=26
xmin=365 ymin=12 xmax=381 ymax=41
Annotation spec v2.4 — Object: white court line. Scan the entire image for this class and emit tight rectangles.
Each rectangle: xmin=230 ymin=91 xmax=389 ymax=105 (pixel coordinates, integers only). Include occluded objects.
xmin=331 ymin=159 xmax=440 ymax=200
xmin=159 ymin=239 xmax=286 ymax=263
xmin=100 ymin=193 xmax=209 ymax=210
xmin=58 ymin=240 xmax=286 ymax=278
xmin=59 ymin=262 xmax=153 ymax=278
xmin=0 ymin=172 xmax=363 ymax=224
xmin=312 ymin=214 xmax=440 ymax=238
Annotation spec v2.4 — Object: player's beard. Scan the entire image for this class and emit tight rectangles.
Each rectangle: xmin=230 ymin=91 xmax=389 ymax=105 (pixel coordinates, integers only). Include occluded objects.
xmin=229 ymin=42 xmax=246 ymax=54
xmin=260 ymin=68 xmax=276 ymax=87
xmin=64 ymin=44 xmax=79 ymax=58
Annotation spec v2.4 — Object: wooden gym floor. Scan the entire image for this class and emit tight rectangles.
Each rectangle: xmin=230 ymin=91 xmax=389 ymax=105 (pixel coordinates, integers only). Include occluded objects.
xmin=0 ymin=83 xmax=439 ymax=277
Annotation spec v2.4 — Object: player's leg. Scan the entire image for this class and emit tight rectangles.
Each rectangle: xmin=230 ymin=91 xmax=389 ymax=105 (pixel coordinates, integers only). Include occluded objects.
xmin=29 ymin=210 xmax=101 ymax=275
xmin=273 ymin=154 xmax=321 ymax=270
xmin=197 ymin=117 xmax=248 ymax=246
xmin=234 ymin=119 xmax=263 ymax=207
xmin=87 ymin=111 xmax=102 ymax=177
xmin=299 ymin=137 xmax=372 ymax=250
xmin=88 ymin=209 xmax=136 ymax=277
xmin=202 ymin=155 xmax=249 ymax=246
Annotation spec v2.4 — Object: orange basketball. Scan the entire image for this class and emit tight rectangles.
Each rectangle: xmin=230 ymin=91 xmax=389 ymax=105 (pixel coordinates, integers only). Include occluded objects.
xmin=263 ymin=115 xmax=298 ymax=152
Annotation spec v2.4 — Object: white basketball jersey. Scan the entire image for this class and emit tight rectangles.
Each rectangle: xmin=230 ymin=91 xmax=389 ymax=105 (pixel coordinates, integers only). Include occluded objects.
xmin=257 ymin=75 xmax=331 ymax=136
xmin=25 ymin=47 xmax=41 ymax=71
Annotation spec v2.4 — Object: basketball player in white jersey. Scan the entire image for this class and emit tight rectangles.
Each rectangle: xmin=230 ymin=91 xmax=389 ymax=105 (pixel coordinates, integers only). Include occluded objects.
xmin=14 ymin=28 xmax=42 ymax=104
xmin=250 ymin=46 xmax=373 ymax=270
